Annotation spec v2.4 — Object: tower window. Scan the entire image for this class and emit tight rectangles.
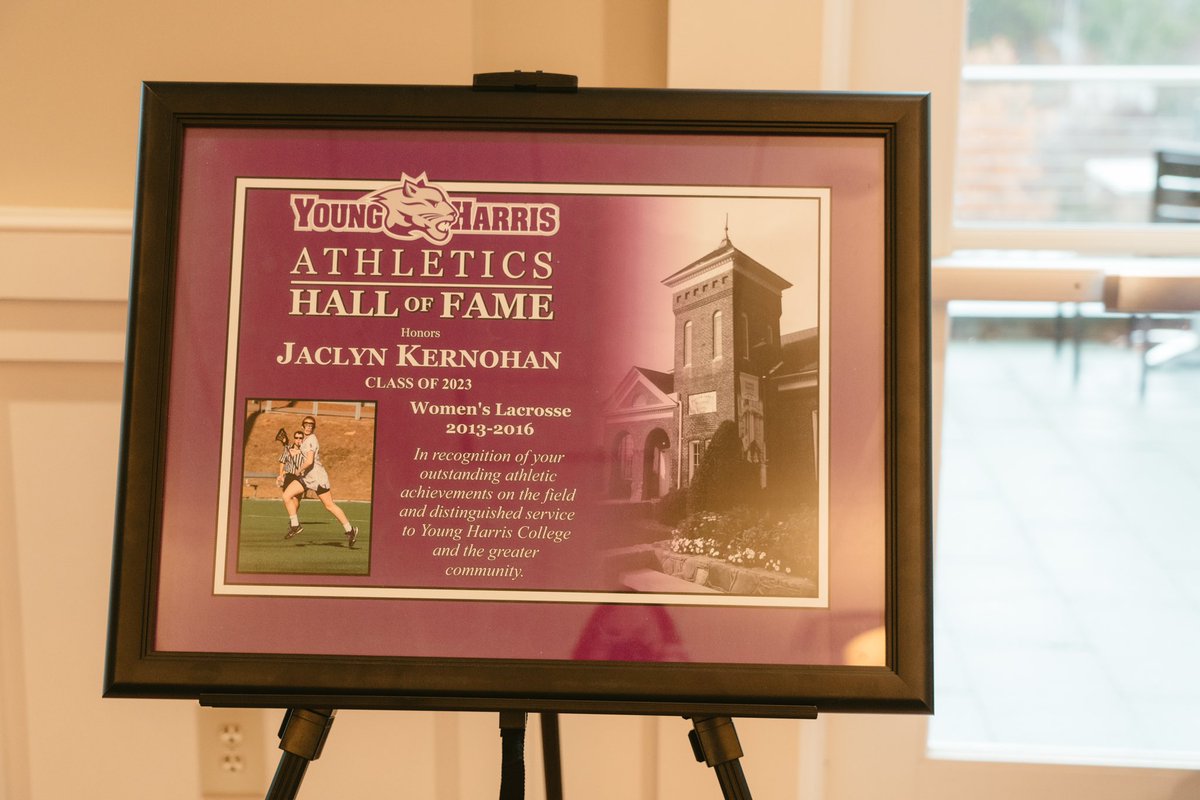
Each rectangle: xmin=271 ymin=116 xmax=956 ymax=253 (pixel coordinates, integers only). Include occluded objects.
xmin=712 ymin=310 xmax=723 ymax=359
xmin=683 ymin=320 xmax=693 ymax=366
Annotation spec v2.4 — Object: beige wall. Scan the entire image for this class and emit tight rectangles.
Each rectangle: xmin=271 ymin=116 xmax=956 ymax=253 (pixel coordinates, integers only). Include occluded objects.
xmin=0 ymin=0 xmax=668 ymax=210
xmin=0 ymin=0 xmax=959 ymax=244
xmin=0 ymin=2 xmax=970 ymax=798
xmin=9 ymin=4 xmax=1196 ymax=799
xmin=667 ymin=2 xmax=823 ymax=90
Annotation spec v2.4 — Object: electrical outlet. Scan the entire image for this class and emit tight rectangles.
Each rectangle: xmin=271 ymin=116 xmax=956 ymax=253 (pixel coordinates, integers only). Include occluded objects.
xmin=198 ymin=706 xmax=269 ymax=797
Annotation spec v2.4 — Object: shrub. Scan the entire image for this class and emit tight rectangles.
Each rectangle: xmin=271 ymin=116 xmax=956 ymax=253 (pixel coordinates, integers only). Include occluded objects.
xmin=654 ymin=488 xmax=689 ymax=525
xmin=688 ymin=420 xmax=761 ymax=514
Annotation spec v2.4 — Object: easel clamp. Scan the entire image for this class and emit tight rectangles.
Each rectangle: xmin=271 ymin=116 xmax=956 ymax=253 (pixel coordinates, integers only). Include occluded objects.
xmin=687 ymin=715 xmax=744 ymax=767
xmin=277 ymin=708 xmax=336 ymax=761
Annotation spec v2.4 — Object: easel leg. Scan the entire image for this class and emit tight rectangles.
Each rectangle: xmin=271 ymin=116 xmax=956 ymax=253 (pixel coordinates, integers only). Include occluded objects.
xmin=498 ymin=711 xmax=528 ymax=800
xmin=687 ymin=715 xmax=753 ymax=800
xmin=540 ymin=712 xmax=563 ymax=800
xmin=265 ymin=708 xmax=336 ymax=800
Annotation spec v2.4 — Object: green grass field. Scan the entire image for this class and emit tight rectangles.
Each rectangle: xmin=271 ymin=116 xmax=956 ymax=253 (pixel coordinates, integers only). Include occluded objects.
xmin=237 ymin=498 xmax=373 ymax=575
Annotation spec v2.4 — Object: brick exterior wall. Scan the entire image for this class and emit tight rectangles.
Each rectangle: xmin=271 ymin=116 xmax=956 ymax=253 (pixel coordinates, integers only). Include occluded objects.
xmin=671 ymin=264 xmax=784 ymax=486
xmin=602 ymin=241 xmax=817 ymax=507
xmin=672 ymin=275 xmax=735 ymax=478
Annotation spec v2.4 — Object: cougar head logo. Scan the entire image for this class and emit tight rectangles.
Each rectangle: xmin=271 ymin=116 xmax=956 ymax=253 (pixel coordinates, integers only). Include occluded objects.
xmin=368 ymin=174 xmax=458 ymax=244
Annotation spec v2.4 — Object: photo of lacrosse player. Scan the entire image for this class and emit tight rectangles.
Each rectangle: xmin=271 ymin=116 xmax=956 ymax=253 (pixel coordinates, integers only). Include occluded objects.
xmin=237 ymin=399 xmax=375 ymax=575
xmin=280 ymin=414 xmax=358 ymax=546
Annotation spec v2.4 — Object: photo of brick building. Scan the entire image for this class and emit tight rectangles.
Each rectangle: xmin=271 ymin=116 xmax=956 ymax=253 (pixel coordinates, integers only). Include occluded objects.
xmin=602 ymin=231 xmax=821 ymax=511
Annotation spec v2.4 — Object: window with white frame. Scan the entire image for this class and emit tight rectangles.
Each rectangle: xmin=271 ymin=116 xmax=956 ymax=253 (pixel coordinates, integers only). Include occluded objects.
xmin=955 ymin=0 xmax=1200 ymax=229
xmin=688 ymin=439 xmax=703 ymax=483
xmin=933 ymin=0 xmax=1200 ymax=770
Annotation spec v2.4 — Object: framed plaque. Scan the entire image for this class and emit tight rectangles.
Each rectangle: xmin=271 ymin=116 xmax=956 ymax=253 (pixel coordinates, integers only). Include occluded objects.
xmin=105 ymin=81 xmax=932 ymax=715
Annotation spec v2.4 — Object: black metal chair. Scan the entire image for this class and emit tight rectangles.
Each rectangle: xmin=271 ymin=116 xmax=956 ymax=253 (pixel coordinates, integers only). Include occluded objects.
xmin=1152 ymin=145 xmax=1200 ymax=222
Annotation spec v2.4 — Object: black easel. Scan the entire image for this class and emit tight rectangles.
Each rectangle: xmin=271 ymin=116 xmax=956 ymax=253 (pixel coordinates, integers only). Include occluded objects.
xmin=496 ymin=712 xmax=563 ymax=800
xmin=498 ymin=711 xmax=528 ymax=800
xmin=265 ymin=708 xmax=336 ymax=800
xmin=687 ymin=716 xmax=753 ymax=800
xmin=260 ymin=707 xmax=562 ymax=799
xmin=260 ymin=706 xmax=765 ymax=799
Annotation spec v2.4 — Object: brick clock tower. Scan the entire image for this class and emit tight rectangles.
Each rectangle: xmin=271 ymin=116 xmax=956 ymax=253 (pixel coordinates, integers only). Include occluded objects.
xmin=662 ymin=234 xmax=792 ymax=487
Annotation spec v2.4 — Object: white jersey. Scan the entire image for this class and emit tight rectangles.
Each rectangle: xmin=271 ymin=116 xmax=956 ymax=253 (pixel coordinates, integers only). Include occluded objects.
xmin=299 ymin=433 xmax=331 ymax=490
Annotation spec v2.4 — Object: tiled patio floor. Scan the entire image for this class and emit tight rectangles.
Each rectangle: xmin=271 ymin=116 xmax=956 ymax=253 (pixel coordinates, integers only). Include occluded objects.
xmin=928 ymin=335 xmax=1200 ymax=767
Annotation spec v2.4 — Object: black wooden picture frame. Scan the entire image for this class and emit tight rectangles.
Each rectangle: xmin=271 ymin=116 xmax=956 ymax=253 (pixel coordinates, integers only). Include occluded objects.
xmin=104 ymin=80 xmax=932 ymax=717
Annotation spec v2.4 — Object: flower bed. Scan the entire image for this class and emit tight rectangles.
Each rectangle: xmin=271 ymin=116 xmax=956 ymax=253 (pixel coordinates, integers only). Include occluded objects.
xmin=651 ymin=541 xmax=817 ymax=597
xmin=603 ymin=506 xmax=819 ymax=597
xmin=669 ymin=507 xmax=817 ymax=577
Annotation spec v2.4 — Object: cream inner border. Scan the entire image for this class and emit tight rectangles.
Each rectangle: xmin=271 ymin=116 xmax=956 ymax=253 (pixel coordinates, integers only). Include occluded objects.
xmin=212 ymin=178 xmax=832 ymax=609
